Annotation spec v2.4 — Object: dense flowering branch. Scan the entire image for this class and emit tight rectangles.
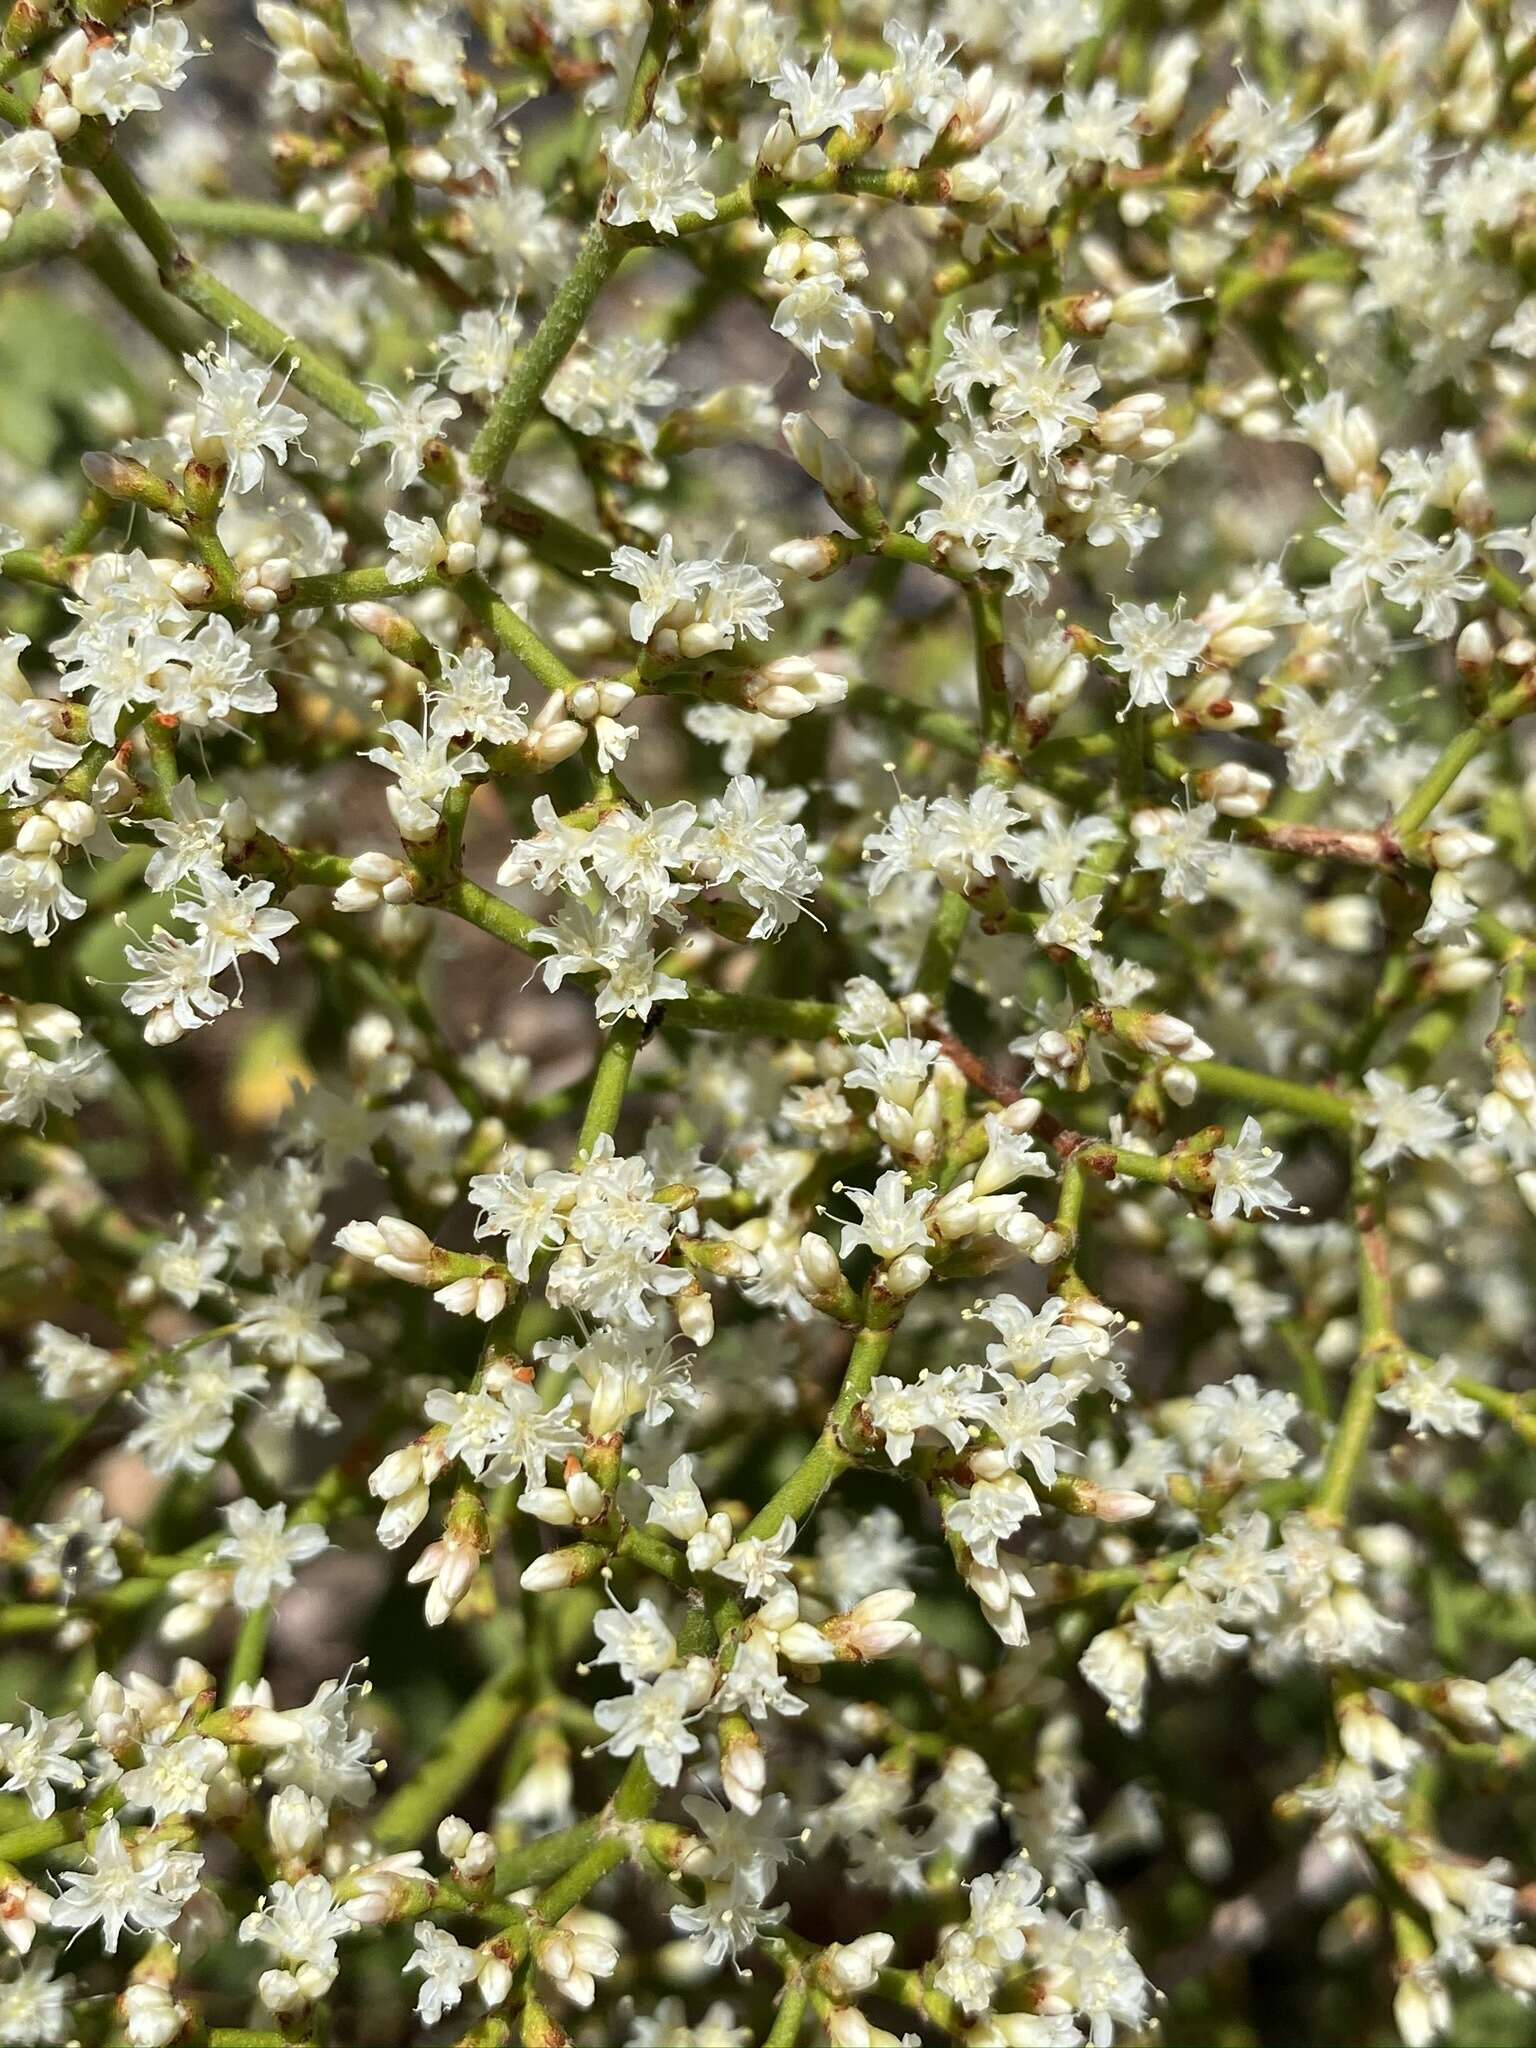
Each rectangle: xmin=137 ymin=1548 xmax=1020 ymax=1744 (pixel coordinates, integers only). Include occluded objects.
xmin=2 ymin=0 xmax=1536 ymax=2045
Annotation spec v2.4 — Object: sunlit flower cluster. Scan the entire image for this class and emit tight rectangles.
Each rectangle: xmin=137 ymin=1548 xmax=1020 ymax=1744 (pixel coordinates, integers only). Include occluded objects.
xmin=3 ymin=0 xmax=1536 ymax=2043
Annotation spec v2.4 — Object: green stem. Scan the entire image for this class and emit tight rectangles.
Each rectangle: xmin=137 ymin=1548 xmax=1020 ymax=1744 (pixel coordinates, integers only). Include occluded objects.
xmin=969 ymin=583 xmax=1009 ymax=749
xmin=466 ymin=1 xmax=674 ymax=483
xmin=371 ymin=1659 xmax=524 ymax=1850
xmin=913 ymin=886 xmax=972 ymax=1006
xmin=209 ymin=2033 xmax=316 ymax=2048
xmin=738 ymin=1314 xmax=901 ymax=1546
xmin=225 ymin=1606 xmax=271 ymax=1699
xmin=1392 ymin=724 xmax=1490 ymax=837
xmin=762 ymin=1979 xmax=810 ymax=2048
xmin=1393 ymin=672 xmax=1536 ymax=836
xmin=576 ymin=1015 xmax=642 ymax=1155
xmin=468 ymin=224 xmax=626 ymax=484
xmin=1315 ymin=1168 xmax=1394 ymax=1523
xmin=1189 ymin=1059 xmax=1357 ymax=1132
xmin=90 ymin=151 xmax=377 ymax=433
xmin=454 ymin=572 xmax=582 ymax=696
xmin=667 ymin=989 xmax=837 ymax=1039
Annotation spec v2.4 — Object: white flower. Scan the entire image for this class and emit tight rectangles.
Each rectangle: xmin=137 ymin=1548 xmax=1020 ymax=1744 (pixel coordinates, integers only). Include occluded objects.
xmin=1292 ymin=1759 xmax=1406 ymax=1839
xmin=836 ymin=1170 xmax=935 ymax=1263
xmin=1358 ymin=1071 xmax=1460 ymax=1172
xmin=715 ymin=1519 xmax=798 ymax=1603
xmin=1488 ymin=1661 xmax=1536 ymax=1737
xmin=428 ymin=644 xmax=527 ymax=748
xmin=770 ymin=49 xmax=882 ymax=137
xmin=0 ymin=1710 xmax=83 ymax=1819
xmin=1080 ymin=1628 xmax=1149 ymax=1733
xmin=1134 ymin=1584 xmax=1245 ymax=1680
xmin=140 ymin=777 xmax=230 ymax=893
xmin=406 ymin=1922 xmax=481 ymax=2025
xmin=608 ymin=536 xmax=713 ymax=642
xmin=1379 ymin=1356 xmax=1484 ymax=1439
xmin=1208 ymin=1117 xmax=1295 ymax=1221
xmin=357 ymin=383 xmax=461 ymax=489
xmin=184 ymin=343 xmax=307 ymax=494
xmin=1190 ymin=1374 xmax=1302 ymax=1480
xmin=52 ymin=1816 xmax=195 ymax=1954
xmin=363 ymin=717 xmax=486 ymax=838
xmin=605 ymin=122 xmax=715 ymax=234
xmin=1208 ymin=85 xmax=1315 ymax=198
xmin=239 ymin=1873 xmax=352 ymax=1999
xmin=593 ymin=1662 xmax=714 ymax=1786
xmin=770 ymin=269 xmax=864 ymax=372
xmin=1104 ymin=601 xmax=1208 ymax=715
xmin=944 ymin=1474 xmax=1039 ymax=1565
xmin=0 ymin=1955 xmax=71 ymax=2043
xmin=437 ymin=305 xmax=522 ymax=395
xmin=237 ymin=1267 xmax=344 ymax=1367
xmin=217 ymin=1499 xmax=329 ymax=1610
xmin=179 ymin=871 xmax=296 ymax=974
xmin=118 ymin=1732 xmax=229 ymax=1824
xmin=424 ymin=1377 xmax=582 ymax=1489
xmin=592 ymin=1595 xmax=678 ymax=1685
xmin=0 ymin=130 xmax=61 ymax=235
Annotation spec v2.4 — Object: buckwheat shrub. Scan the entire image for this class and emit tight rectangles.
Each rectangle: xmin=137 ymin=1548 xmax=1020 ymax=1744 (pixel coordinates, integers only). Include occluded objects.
xmin=2 ymin=0 xmax=1536 ymax=2043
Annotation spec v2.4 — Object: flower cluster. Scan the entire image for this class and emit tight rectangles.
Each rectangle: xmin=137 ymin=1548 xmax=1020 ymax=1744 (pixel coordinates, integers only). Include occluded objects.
xmin=3 ymin=0 xmax=1536 ymax=2044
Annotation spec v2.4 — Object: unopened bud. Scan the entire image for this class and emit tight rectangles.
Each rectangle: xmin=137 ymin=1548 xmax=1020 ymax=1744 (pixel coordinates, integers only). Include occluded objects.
xmin=520 ymin=1544 xmax=604 ymax=1592
xmin=80 ymin=449 xmax=182 ymax=514
xmin=882 ymin=1251 xmax=931 ymax=1297
xmin=1197 ymin=760 xmax=1273 ymax=817
xmin=720 ymin=1722 xmax=766 ymax=1814
xmin=769 ymin=535 xmax=846 ymax=580
xmin=269 ymin=1785 xmax=327 ymax=1863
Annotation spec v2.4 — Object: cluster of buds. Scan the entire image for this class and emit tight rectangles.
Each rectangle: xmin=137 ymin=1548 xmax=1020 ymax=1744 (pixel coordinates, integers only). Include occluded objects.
xmin=333 ymin=851 xmax=418 ymax=914
xmin=254 ymin=2 xmax=350 ymax=117
xmin=734 ymin=653 xmax=850 ymax=722
xmin=407 ymin=1490 xmax=488 ymax=1626
xmin=367 ymin=1435 xmax=452 ymax=1550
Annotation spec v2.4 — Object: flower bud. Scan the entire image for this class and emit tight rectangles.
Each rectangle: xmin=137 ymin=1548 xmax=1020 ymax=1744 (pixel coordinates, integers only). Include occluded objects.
xmin=796 ymin=1231 xmax=843 ymax=1292
xmin=258 ymin=1968 xmax=306 ymax=2015
xmin=521 ymin=1485 xmax=577 ymax=1525
xmin=521 ymin=1544 xmax=604 ymax=1591
xmin=1456 ymin=618 xmax=1495 ymax=677
xmin=1303 ymin=895 xmax=1378 ymax=953
xmin=269 ymin=1785 xmax=327 ymax=1864
xmin=1120 ymin=1010 xmax=1214 ymax=1060
xmin=821 ymin=1932 xmax=894 ymax=2000
xmin=121 ymin=1981 xmax=182 ymax=2048
xmin=1393 ymin=1970 xmax=1450 ymax=2048
xmin=433 ymin=1273 xmax=508 ymax=1321
xmin=524 ymin=718 xmax=588 ymax=766
xmin=720 ymin=1722 xmax=766 ymax=1814
xmin=1080 ymin=1626 xmax=1149 ymax=1732
xmin=536 ymin=1921 xmax=619 ymax=2006
xmin=1197 ymin=760 xmax=1273 ymax=817
xmin=769 ymin=535 xmax=846 ymax=579
xmin=437 ymin=1814 xmax=473 ymax=1862
xmin=882 ymin=1251 xmax=931 ymax=1297
xmin=1425 ymin=826 xmax=1495 ymax=870
xmin=409 ymin=1531 xmax=481 ymax=1626
xmin=477 ymin=1950 xmax=514 ymax=2005
xmin=782 ymin=412 xmax=877 ymax=516
xmin=1076 ymin=1482 xmax=1156 ymax=1522
xmin=942 ymin=63 xmax=1011 ymax=151
xmin=80 ymin=448 xmax=183 ymax=514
